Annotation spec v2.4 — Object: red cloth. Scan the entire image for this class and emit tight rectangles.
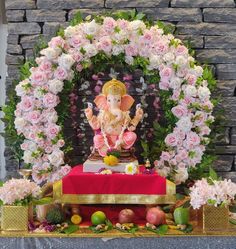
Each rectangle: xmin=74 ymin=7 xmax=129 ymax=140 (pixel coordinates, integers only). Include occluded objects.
xmin=62 ymin=165 xmax=166 ymax=195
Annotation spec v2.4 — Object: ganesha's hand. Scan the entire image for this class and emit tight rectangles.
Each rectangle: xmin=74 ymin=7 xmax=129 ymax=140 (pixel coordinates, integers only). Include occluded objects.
xmin=128 ymin=125 xmax=136 ymax=132
xmin=85 ymin=107 xmax=93 ymax=120
xmin=135 ymin=108 xmax=144 ymax=120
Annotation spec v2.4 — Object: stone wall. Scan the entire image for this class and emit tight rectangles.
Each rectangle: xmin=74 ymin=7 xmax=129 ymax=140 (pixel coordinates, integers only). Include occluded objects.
xmin=4 ymin=0 xmax=236 ymax=180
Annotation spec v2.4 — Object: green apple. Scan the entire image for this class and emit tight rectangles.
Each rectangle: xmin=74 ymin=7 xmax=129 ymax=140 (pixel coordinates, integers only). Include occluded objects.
xmin=173 ymin=207 xmax=189 ymax=225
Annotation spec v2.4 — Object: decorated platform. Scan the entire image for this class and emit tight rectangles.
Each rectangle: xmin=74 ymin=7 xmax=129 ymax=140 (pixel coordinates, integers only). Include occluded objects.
xmin=53 ymin=165 xmax=176 ymax=204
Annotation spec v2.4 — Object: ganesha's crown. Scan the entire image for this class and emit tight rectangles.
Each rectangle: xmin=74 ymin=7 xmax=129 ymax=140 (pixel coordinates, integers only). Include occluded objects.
xmin=102 ymin=79 xmax=127 ymax=96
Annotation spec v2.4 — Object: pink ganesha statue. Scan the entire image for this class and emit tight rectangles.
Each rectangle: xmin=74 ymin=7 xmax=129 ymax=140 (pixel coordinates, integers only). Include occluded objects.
xmin=84 ymin=79 xmax=143 ymax=158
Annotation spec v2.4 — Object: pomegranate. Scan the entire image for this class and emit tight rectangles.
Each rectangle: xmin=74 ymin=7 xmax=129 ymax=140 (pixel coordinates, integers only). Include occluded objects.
xmin=146 ymin=207 xmax=166 ymax=225
xmin=118 ymin=209 xmax=135 ymax=224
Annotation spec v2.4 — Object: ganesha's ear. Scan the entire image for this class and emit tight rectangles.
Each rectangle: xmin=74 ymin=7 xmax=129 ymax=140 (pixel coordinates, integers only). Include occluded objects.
xmin=120 ymin=95 xmax=135 ymax=111
xmin=94 ymin=95 xmax=108 ymax=110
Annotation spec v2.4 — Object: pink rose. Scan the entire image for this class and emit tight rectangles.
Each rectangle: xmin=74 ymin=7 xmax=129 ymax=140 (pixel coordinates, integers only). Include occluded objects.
xmin=26 ymin=110 xmax=41 ymax=124
xmin=117 ymin=19 xmax=129 ymax=29
xmin=165 ymin=133 xmax=178 ymax=147
xmin=20 ymin=96 xmax=34 ymax=111
xmin=54 ymin=67 xmax=68 ymax=80
xmin=178 ymin=149 xmax=188 ymax=160
xmin=103 ymin=17 xmax=116 ymax=32
xmin=38 ymin=60 xmax=52 ymax=73
xmin=153 ymin=41 xmax=168 ymax=55
xmin=160 ymin=67 xmax=173 ymax=80
xmin=160 ymin=151 xmax=171 ymax=161
xmin=143 ymin=30 xmax=152 ymax=43
xmin=185 ymin=74 xmax=197 ymax=85
xmin=175 ymin=45 xmax=188 ymax=56
xmin=48 ymin=36 xmax=65 ymax=49
xmin=186 ymin=131 xmax=200 ymax=147
xmin=125 ymin=44 xmax=138 ymax=57
xmin=69 ymin=35 xmax=85 ymax=48
xmin=30 ymin=70 xmax=47 ymax=86
xmin=97 ymin=37 xmax=112 ymax=53
xmin=76 ymin=64 xmax=83 ymax=72
xmin=45 ymin=123 xmax=61 ymax=139
xmin=171 ymin=105 xmax=188 ymax=118
xmin=43 ymin=93 xmax=59 ymax=108
xmin=159 ymin=81 xmax=170 ymax=90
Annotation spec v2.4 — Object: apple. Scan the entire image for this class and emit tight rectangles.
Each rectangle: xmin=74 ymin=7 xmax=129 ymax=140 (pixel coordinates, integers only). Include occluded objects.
xmin=173 ymin=207 xmax=189 ymax=225
xmin=146 ymin=207 xmax=166 ymax=225
xmin=118 ymin=209 xmax=135 ymax=224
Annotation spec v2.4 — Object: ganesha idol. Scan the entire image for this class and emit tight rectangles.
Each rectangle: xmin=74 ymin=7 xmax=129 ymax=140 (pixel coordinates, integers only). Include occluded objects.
xmin=83 ymin=79 xmax=144 ymax=172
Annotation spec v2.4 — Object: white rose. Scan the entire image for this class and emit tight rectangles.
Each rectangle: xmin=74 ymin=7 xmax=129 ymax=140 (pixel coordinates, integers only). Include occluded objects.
xmin=193 ymin=65 xmax=203 ymax=77
xmin=64 ymin=26 xmax=77 ymax=38
xmin=14 ymin=117 xmax=27 ymax=130
xmin=83 ymin=20 xmax=99 ymax=35
xmin=48 ymin=149 xmax=64 ymax=167
xmin=83 ymin=44 xmax=97 ymax=57
xmin=175 ymin=55 xmax=187 ymax=67
xmin=33 ymin=87 xmax=45 ymax=99
xmin=58 ymin=53 xmax=75 ymax=70
xmin=15 ymin=79 xmax=30 ymax=96
xmin=25 ymin=140 xmax=38 ymax=151
xmin=125 ymin=55 xmax=134 ymax=65
xmin=169 ymin=77 xmax=182 ymax=89
xmin=198 ymin=86 xmax=211 ymax=101
xmin=40 ymin=47 xmax=61 ymax=61
xmin=177 ymin=116 xmax=192 ymax=132
xmin=129 ymin=20 xmax=146 ymax=31
xmin=23 ymin=150 xmax=34 ymax=164
xmin=48 ymin=79 xmax=64 ymax=94
xmin=163 ymin=52 xmax=175 ymax=63
xmin=43 ymin=110 xmax=58 ymax=123
xmin=174 ymin=168 xmax=188 ymax=185
xmin=184 ymin=85 xmax=197 ymax=97
xmin=149 ymin=55 xmax=162 ymax=69
xmin=112 ymin=45 xmax=124 ymax=55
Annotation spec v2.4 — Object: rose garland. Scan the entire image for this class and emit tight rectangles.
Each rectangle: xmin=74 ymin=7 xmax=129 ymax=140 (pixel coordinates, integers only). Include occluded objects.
xmin=13 ymin=13 xmax=214 ymax=185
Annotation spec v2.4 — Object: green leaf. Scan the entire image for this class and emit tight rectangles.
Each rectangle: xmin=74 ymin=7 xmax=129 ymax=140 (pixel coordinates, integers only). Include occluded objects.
xmin=229 ymin=218 xmax=236 ymax=226
xmin=89 ymin=219 xmax=113 ymax=233
xmin=115 ymin=224 xmax=139 ymax=234
xmin=61 ymin=224 xmax=79 ymax=234
xmin=70 ymin=11 xmax=83 ymax=26
xmin=209 ymin=166 xmax=218 ymax=181
xmin=182 ymin=224 xmax=193 ymax=233
xmin=32 ymin=197 xmax=53 ymax=205
xmin=146 ymin=224 xmax=168 ymax=236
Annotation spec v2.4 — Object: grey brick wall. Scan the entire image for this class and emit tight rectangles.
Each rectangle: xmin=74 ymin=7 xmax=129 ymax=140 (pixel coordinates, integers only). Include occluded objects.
xmin=4 ymin=0 xmax=236 ymax=180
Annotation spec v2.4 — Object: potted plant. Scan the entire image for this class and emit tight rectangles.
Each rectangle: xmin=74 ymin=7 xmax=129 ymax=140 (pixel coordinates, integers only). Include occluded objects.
xmin=0 ymin=178 xmax=41 ymax=231
xmin=189 ymin=173 xmax=236 ymax=232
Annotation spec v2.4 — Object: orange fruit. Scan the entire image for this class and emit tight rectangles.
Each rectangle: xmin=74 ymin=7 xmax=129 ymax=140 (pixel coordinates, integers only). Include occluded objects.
xmin=71 ymin=214 xmax=82 ymax=225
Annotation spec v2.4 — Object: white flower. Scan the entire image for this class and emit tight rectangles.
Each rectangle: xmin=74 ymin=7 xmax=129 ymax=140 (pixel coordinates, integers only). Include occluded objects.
xmin=40 ymin=47 xmax=62 ymax=61
xmin=15 ymin=79 xmax=30 ymax=96
xmin=23 ymin=150 xmax=34 ymax=164
xmin=83 ymin=44 xmax=98 ymax=57
xmin=184 ymin=85 xmax=197 ymax=97
xmin=177 ymin=116 xmax=192 ymax=132
xmin=58 ymin=53 xmax=75 ymax=70
xmin=157 ymin=166 xmax=170 ymax=177
xmin=48 ymin=149 xmax=64 ymax=167
xmin=198 ymin=86 xmax=211 ymax=101
xmin=83 ymin=20 xmax=99 ymax=35
xmin=49 ymin=79 xmax=64 ymax=94
xmin=149 ymin=55 xmax=162 ymax=69
xmin=129 ymin=20 xmax=146 ymax=31
xmin=175 ymin=55 xmax=187 ymax=67
xmin=14 ymin=117 xmax=27 ymax=130
xmin=193 ymin=65 xmax=203 ymax=77
xmin=125 ymin=163 xmax=138 ymax=175
xmin=64 ymin=26 xmax=77 ymax=38
xmin=125 ymin=55 xmax=134 ymax=65
xmin=174 ymin=168 xmax=188 ymax=185
xmin=163 ymin=52 xmax=175 ymax=63
xmin=112 ymin=45 xmax=124 ymax=56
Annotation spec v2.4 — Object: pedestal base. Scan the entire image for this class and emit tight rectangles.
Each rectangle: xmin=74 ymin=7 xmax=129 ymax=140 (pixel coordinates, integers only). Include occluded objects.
xmin=83 ymin=159 xmax=139 ymax=173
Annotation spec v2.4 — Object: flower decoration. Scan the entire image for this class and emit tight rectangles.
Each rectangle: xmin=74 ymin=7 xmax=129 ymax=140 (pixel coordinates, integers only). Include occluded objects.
xmin=125 ymin=163 xmax=138 ymax=175
xmin=103 ymin=155 xmax=119 ymax=166
xmin=13 ymin=13 xmax=214 ymax=184
xmin=98 ymin=168 xmax=113 ymax=175
xmin=189 ymin=178 xmax=236 ymax=209
xmin=0 ymin=179 xmax=41 ymax=205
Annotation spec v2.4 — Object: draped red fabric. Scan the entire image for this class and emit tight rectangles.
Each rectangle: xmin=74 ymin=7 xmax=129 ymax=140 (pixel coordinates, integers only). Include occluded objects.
xmin=62 ymin=165 xmax=166 ymax=195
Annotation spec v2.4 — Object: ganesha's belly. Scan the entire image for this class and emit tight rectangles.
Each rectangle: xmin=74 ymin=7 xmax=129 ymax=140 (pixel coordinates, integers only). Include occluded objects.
xmin=103 ymin=125 xmax=123 ymax=136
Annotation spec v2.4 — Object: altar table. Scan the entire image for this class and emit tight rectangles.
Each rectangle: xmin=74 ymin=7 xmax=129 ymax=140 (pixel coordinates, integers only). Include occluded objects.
xmin=53 ymin=165 xmax=176 ymax=204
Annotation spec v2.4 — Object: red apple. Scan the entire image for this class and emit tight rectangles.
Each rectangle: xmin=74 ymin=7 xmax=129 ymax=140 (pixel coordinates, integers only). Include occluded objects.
xmin=118 ymin=209 xmax=135 ymax=224
xmin=146 ymin=207 xmax=166 ymax=225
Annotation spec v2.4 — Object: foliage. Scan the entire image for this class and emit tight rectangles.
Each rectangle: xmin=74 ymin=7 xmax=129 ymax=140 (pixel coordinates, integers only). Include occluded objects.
xmin=146 ymin=224 xmax=169 ymax=236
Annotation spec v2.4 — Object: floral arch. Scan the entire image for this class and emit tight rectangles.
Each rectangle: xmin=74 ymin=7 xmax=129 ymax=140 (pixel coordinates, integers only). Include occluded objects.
xmin=13 ymin=12 xmax=215 ymax=185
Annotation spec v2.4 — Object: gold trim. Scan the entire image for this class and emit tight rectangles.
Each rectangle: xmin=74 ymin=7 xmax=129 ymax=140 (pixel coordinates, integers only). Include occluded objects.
xmin=53 ymin=179 xmax=176 ymax=205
